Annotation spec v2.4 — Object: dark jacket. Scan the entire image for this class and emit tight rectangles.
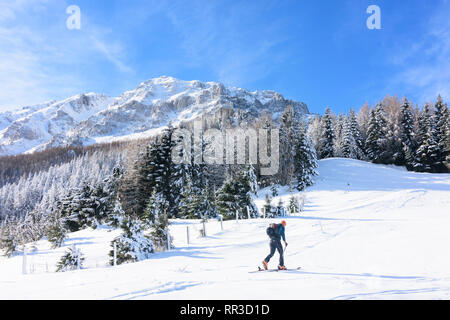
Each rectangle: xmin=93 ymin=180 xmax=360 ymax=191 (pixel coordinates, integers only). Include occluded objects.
xmin=270 ymin=224 xmax=286 ymax=241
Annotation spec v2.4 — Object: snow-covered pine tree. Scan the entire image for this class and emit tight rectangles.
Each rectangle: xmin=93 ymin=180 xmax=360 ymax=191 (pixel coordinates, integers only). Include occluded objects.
xmin=333 ymin=114 xmax=345 ymax=157
xmin=56 ymin=245 xmax=84 ymax=272
xmin=415 ymin=104 xmax=441 ymax=172
xmin=278 ymin=106 xmax=302 ymax=184
xmin=318 ymin=107 xmax=335 ymax=159
xmin=156 ymin=125 xmax=184 ymax=218
xmin=185 ymin=132 xmax=216 ymax=219
xmin=45 ymin=209 xmax=67 ymax=249
xmin=276 ymin=198 xmax=286 ymax=217
xmin=216 ymin=177 xmax=240 ymax=220
xmin=375 ymin=103 xmax=390 ymax=163
xmin=240 ymin=164 xmax=259 ymax=218
xmin=341 ymin=116 xmax=357 ymax=159
xmin=365 ymin=104 xmax=389 ymax=163
xmin=142 ymin=189 xmax=159 ymax=226
xmin=287 ymin=194 xmax=300 ymax=214
xmin=66 ymin=183 xmax=105 ymax=230
xmin=263 ymin=194 xmax=276 ymax=218
xmin=270 ymin=184 xmax=278 ymax=197
xmin=109 ymin=217 xmax=154 ymax=265
xmin=434 ymin=95 xmax=449 ymax=172
xmin=400 ymin=98 xmax=417 ymax=170
xmin=150 ymin=209 xmax=172 ymax=252
xmin=145 ymin=125 xmax=185 ymax=219
xmin=384 ymin=107 xmax=404 ymax=166
xmin=306 ymin=116 xmax=322 ymax=154
xmin=178 ymin=174 xmax=194 ymax=219
xmin=357 ymin=103 xmax=371 ymax=145
xmin=365 ymin=108 xmax=379 ymax=162
xmin=348 ymin=108 xmax=366 ymax=159
xmin=294 ymin=122 xmax=318 ymax=191
xmin=99 ymin=166 xmax=124 ymax=226
xmin=106 ymin=197 xmax=126 ymax=228
xmin=0 ymin=220 xmax=18 ymax=257
xmin=187 ymin=187 xmax=211 ymax=220
xmin=118 ymin=145 xmax=156 ymax=220
xmin=143 ymin=190 xmax=172 ymax=251
xmin=216 ymin=166 xmax=259 ymax=219
xmin=244 ymin=163 xmax=259 ymax=196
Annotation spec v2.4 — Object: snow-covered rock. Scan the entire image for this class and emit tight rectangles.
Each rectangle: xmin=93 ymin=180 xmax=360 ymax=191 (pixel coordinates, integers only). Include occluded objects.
xmin=0 ymin=76 xmax=309 ymax=156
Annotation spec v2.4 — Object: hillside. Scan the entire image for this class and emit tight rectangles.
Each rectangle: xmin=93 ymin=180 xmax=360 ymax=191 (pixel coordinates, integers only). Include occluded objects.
xmin=1 ymin=158 xmax=449 ymax=299
xmin=0 ymin=76 xmax=309 ymax=156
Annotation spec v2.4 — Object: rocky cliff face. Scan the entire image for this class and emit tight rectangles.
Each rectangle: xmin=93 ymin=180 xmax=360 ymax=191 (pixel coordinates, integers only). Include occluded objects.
xmin=0 ymin=76 xmax=309 ymax=156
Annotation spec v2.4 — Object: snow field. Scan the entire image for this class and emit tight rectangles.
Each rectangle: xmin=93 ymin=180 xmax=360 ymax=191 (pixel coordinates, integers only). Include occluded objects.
xmin=1 ymin=158 xmax=449 ymax=299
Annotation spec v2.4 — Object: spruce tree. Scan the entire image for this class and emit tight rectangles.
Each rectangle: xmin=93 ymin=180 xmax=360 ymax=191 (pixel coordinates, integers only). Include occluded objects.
xmin=294 ymin=122 xmax=318 ymax=191
xmin=0 ymin=222 xmax=17 ymax=257
xmin=279 ymin=106 xmax=302 ymax=184
xmin=349 ymin=109 xmax=366 ymax=159
xmin=109 ymin=217 xmax=154 ymax=265
xmin=106 ymin=197 xmax=126 ymax=228
xmin=365 ymin=104 xmax=388 ymax=163
xmin=341 ymin=117 xmax=356 ymax=158
xmin=46 ymin=210 xmax=67 ymax=249
xmin=147 ymin=125 xmax=185 ymax=218
xmin=276 ymin=198 xmax=286 ymax=217
xmin=270 ymin=184 xmax=278 ymax=197
xmin=150 ymin=210 xmax=172 ymax=252
xmin=263 ymin=194 xmax=275 ymax=218
xmin=188 ymin=187 xmax=211 ymax=219
xmin=318 ymin=107 xmax=335 ymax=159
xmin=240 ymin=165 xmax=259 ymax=218
xmin=375 ymin=103 xmax=389 ymax=163
xmin=400 ymin=98 xmax=416 ymax=169
xmin=334 ymin=114 xmax=345 ymax=157
xmin=216 ymin=177 xmax=240 ymax=220
xmin=415 ymin=104 xmax=440 ymax=172
xmin=178 ymin=175 xmax=194 ymax=219
xmin=434 ymin=95 xmax=449 ymax=172
xmin=287 ymin=194 xmax=300 ymax=214
xmin=118 ymin=145 xmax=157 ymax=219
xmin=56 ymin=246 xmax=84 ymax=272
xmin=216 ymin=166 xmax=259 ymax=220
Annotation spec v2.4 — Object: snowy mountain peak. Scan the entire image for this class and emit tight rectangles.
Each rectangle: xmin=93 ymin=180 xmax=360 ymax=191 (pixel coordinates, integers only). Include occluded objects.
xmin=0 ymin=77 xmax=309 ymax=156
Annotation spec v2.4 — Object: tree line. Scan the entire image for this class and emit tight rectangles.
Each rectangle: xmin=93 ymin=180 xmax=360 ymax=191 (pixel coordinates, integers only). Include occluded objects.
xmin=0 ymin=107 xmax=318 ymax=264
xmin=1 ymin=95 xmax=447 ymax=265
xmin=308 ymin=95 xmax=449 ymax=173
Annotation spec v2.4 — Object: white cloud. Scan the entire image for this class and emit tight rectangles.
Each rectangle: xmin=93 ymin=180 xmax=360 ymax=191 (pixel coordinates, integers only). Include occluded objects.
xmin=0 ymin=1 xmax=133 ymax=111
xmin=90 ymin=34 xmax=134 ymax=74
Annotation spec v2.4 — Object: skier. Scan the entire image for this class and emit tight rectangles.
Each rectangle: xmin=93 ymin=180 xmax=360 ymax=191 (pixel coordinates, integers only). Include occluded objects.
xmin=262 ymin=220 xmax=288 ymax=270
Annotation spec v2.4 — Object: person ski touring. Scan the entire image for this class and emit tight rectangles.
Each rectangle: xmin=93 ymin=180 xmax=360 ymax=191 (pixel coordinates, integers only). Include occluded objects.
xmin=262 ymin=220 xmax=288 ymax=270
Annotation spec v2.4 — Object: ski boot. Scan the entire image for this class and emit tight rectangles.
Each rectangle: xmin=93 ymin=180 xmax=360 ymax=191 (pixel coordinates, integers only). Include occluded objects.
xmin=278 ymin=265 xmax=287 ymax=270
xmin=262 ymin=260 xmax=268 ymax=270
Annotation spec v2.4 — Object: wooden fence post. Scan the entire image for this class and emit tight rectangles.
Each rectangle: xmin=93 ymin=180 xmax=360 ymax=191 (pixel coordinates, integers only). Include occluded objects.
xmin=113 ymin=241 xmax=117 ymax=266
xmin=187 ymin=226 xmax=190 ymax=245
xmin=22 ymin=246 xmax=27 ymax=275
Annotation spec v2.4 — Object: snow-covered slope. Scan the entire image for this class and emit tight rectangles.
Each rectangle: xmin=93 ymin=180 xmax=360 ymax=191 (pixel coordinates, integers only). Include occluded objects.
xmin=0 ymin=76 xmax=309 ymax=156
xmin=1 ymin=158 xmax=449 ymax=299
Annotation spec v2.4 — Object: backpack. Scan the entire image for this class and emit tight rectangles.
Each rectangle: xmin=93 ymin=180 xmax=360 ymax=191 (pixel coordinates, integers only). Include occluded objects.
xmin=266 ymin=223 xmax=279 ymax=239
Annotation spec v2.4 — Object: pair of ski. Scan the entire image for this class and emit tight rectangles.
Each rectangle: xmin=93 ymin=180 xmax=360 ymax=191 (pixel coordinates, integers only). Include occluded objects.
xmin=251 ymin=266 xmax=301 ymax=273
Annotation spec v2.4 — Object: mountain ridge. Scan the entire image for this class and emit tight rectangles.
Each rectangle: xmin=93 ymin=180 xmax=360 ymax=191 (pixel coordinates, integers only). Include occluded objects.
xmin=0 ymin=76 xmax=309 ymax=156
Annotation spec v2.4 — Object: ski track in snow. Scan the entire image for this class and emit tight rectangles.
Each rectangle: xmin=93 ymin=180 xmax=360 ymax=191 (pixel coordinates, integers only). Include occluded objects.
xmin=1 ymin=158 xmax=449 ymax=299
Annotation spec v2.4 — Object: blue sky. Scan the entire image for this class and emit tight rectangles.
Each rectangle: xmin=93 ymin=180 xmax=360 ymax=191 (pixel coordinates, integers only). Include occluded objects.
xmin=0 ymin=0 xmax=449 ymax=114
